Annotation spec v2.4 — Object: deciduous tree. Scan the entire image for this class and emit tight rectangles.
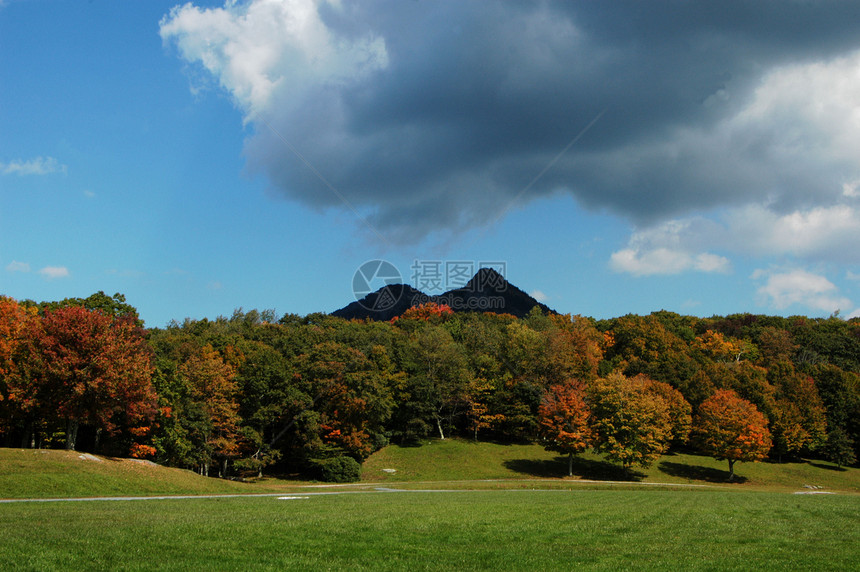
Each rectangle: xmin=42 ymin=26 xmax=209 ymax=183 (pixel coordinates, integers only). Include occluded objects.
xmin=538 ymin=381 xmax=593 ymax=476
xmin=34 ymin=306 xmax=156 ymax=452
xmin=588 ymin=373 xmax=672 ymax=473
xmin=178 ymin=344 xmax=241 ymax=476
xmin=694 ymin=389 xmax=772 ymax=479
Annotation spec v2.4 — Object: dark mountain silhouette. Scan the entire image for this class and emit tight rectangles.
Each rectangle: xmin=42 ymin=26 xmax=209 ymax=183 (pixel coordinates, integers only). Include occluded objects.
xmin=331 ymin=268 xmax=553 ymax=321
xmin=331 ymin=283 xmax=426 ymax=322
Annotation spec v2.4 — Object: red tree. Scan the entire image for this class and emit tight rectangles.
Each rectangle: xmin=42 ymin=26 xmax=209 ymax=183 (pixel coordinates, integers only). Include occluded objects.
xmin=538 ymin=381 xmax=593 ymax=476
xmin=34 ymin=306 xmax=156 ymax=451
xmin=391 ymin=302 xmax=454 ymax=324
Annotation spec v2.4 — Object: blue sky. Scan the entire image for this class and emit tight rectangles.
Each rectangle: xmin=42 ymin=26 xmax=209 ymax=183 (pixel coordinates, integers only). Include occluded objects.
xmin=3 ymin=1 xmax=860 ymax=328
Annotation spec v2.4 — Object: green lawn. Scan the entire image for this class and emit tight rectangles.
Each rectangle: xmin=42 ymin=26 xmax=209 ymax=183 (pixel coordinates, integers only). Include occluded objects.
xmin=362 ymin=438 xmax=860 ymax=493
xmin=1 ymin=490 xmax=857 ymax=570
xmin=2 ymin=443 xmax=858 ymax=570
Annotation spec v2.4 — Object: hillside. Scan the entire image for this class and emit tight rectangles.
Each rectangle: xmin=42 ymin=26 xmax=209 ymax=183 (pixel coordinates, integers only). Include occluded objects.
xmin=0 ymin=449 xmax=278 ymax=499
xmin=361 ymin=438 xmax=860 ymax=493
xmin=2 ymin=441 xmax=857 ymax=500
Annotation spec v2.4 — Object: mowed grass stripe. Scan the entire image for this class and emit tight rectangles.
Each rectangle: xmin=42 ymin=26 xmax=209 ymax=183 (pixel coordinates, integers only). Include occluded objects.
xmin=1 ymin=490 xmax=857 ymax=571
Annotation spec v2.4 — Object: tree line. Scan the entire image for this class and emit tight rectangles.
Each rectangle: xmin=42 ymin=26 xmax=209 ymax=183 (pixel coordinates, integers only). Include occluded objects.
xmin=1 ymin=292 xmax=858 ymax=481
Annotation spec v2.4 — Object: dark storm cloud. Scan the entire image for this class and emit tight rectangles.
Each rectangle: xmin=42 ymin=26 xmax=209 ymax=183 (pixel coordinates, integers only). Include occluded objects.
xmin=163 ymin=0 xmax=860 ymax=242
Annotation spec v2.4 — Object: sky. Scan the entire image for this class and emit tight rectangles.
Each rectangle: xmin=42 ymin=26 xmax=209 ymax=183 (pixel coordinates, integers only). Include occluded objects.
xmin=3 ymin=0 xmax=860 ymax=328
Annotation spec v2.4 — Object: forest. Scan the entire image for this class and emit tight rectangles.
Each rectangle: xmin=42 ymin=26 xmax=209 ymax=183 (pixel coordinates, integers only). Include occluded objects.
xmin=1 ymin=291 xmax=858 ymax=481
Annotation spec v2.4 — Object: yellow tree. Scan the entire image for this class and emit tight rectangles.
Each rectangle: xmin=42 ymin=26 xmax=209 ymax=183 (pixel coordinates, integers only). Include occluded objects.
xmin=694 ymin=389 xmax=772 ymax=480
xmin=179 ymin=344 xmax=241 ymax=477
xmin=636 ymin=375 xmax=692 ymax=446
xmin=466 ymin=378 xmax=505 ymax=442
xmin=588 ymin=373 xmax=672 ymax=473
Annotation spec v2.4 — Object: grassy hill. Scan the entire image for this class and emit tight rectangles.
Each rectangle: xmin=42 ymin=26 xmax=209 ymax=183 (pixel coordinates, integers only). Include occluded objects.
xmin=0 ymin=449 xmax=283 ymax=499
xmin=361 ymin=438 xmax=860 ymax=493
xmin=1 ymin=440 xmax=857 ymax=500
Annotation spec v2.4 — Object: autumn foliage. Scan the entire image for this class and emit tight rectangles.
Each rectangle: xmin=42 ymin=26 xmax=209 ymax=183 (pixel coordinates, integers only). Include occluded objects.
xmin=0 ymin=297 xmax=156 ymax=456
xmin=694 ymin=389 xmax=772 ymax=478
xmin=391 ymin=302 xmax=454 ymax=323
xmin=588 ymin=373 xmax=673 ymax=472
xmin=538 ymin=381 xmax=593 ymax=476
xmin=3 ymin=292 xmax=859 ymax=481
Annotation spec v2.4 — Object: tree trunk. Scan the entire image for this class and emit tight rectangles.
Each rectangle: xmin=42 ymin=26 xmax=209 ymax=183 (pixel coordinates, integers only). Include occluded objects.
xmin=66 ymin=419 xmax=79 ymax=451
xmin=728 ymin=459 xmax=736 ymax=480
xmin=568 ymin=453 xmax=574 ymax=477
xmin=21 ymin=423 xmax=32 ymax=449
xmin=436 ymin=416 xmax=445 ymax=440
xmin=93 ymin=428 xmax=102 ymax=452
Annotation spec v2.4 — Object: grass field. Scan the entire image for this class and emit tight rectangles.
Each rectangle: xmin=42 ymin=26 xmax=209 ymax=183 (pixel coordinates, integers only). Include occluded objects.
xmin=2 ymin=490 xmax=857 ymax=570
xmin=1 ymin=442 xmax=858 ymax=570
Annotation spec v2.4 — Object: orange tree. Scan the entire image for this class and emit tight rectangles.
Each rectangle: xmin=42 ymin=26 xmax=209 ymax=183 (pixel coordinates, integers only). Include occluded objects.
xmin=0 ymin=297 xmax=40 ymax=442
xmin=693 ymin=389 xmax=772 ymax=479
xmin=537 ymin=381 xmax=593 ymax=476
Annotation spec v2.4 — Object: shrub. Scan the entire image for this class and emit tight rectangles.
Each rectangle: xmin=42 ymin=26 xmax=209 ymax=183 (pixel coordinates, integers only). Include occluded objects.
xmin=312 ymin=456 xmax=362 ymax=483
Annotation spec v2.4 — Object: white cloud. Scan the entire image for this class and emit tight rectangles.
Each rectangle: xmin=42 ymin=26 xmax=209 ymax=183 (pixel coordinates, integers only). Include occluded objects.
xmin=612 ymin=198 xmax=860 ymax=275
xmin=843 ymin=179 xmax=860 ymax=198
xmin=160 ymin=0 xmax=388 ymax=121
xmin=5 ymin=261 xmax=31 ymax=273
xmin=38 ymin=266 xmax=70 ymax=280
xmin=726 ymin=204 xmax=860 ymax=260
xmin=754 ymin=269 xmax=851 ymax=314
xmin=609 ymin=219 xmax=731 ymax=276
xmin=530 ymin=289 xmax=548 ymax=303
xmin=1 ymin=156 xmax=67 ymax=176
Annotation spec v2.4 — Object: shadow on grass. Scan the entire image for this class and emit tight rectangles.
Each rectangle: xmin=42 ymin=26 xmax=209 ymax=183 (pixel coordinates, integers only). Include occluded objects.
xmin=658 ymin=461 xmax=747 ymax=483
xmin=809 ymin=462 xmax=848 ymax=472
xmin=503 ymin=457 xmax=645 ymax=481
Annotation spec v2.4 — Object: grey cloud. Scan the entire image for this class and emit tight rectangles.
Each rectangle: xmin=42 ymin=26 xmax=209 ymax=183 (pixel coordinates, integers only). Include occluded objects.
xmin=165 ymin=0 xmax=860 ymax=242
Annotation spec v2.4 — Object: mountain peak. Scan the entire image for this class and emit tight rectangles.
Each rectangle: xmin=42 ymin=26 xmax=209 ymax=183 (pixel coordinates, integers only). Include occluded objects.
xmin=331 ymin=267 xmax=553 ymax=321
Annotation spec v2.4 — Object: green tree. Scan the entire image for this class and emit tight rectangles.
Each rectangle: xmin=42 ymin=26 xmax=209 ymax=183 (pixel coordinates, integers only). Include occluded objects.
xmin=399 ymin=326 xmax=471 ymax=441
xmin=824 ymin=427 xmax=856 ymax=468
xmin=295 ymin=341 xmax=394 ymax=461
